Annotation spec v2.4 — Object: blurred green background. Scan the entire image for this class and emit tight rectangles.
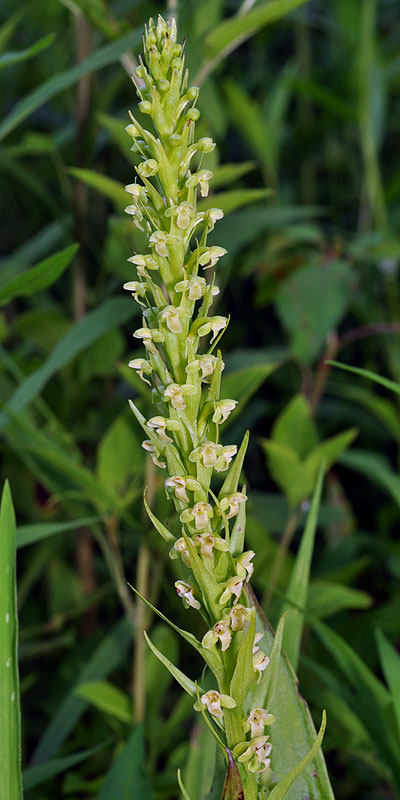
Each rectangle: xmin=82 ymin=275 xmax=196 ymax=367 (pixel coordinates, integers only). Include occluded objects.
xmin=1 ymin=0 xmax=400 ymax=798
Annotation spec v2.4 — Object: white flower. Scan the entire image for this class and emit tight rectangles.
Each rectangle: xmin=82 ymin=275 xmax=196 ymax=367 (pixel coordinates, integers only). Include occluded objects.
xmin=165 ymin=475 xmax=201 ymax=503
xmin=137 ymin=158 xmax=159 ymax=177
xmin=149 ymin=230 xmax=169 ymax=257
xmin=253 ymin=650 xmax=270 ymax=680
xmin=252 ymin=632 xmax=263 ymax=655
xmin=236 ymin=550 xmax=255 ymax=582
xmin=175 ymin=277 xmax=209 ymax=301
xmin=198 ymin=315 xmax=227 ymax=343
xmin=125 ymin=183 xmax=145 ymax=198
xmin=245 ymin=708 xmax=275 ymax=738
xmin=202 ymin=617 xmax=232 ymax=652
xmin=199 ymin=246 xmax=227 ymax=270
xmin=190 ymin=442 xmax=221 ymax=468
xmin=172 ymin=537 xmax=191 ymax=567
xmin=196 ymin=690 xmax=236 ymax=721
xmin=220 ymin=491 xmax=248 ymax=520
xmin=133 ymin=327 xmax=164 ymax=355
xmin=159 ymin=305 xmax=185 ymax=334
xmin=125 ymin=204 xmax=143 ymax=220
xmin=127 ymin=254 xmax=159 ymax=271
xmin=181 ymin=502 xmax=213 ymax=531
xmin=128 ymin=358 xmax=152 ymax=386
xmin=216 ymin=445 xmax=238 ymax=472
xmin=229 ymin=604 xmax=251 ymax=632
xmin=198 ymin=169 xmax=213 ymax=197
xmin=163 ymin=382 xmax=197 ymax=410
xmin=219 ymin=576 xmax=244 ymax=606
xmin=147 ymin=416 xmax=180 ymax=442
xmin=236 ymin=735 xmax=272 ymax=774
xmin=206 ymin=208 xmax=224 ymax=231
xmin=212 ymin=399 xmax=237 ymax=425
xmin=123 ymin=280 xmax=147 ymax=306
xmin=176 ymin=202 xmax=194 ymax=229
xmin=141 ymin=440 xmax=166 ymax=469
xmin=186 ymin=355 xmax=222 ymax=381
xmin=193 ymin=532 xmax=229 ymax=558
xmin=175 ymin=580 xmax=200 ymax=610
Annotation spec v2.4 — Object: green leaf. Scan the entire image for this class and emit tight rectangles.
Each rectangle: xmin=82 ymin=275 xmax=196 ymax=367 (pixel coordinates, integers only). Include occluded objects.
xmin=276 ymin=260 xmax=355 ymax=363
xmin=74 ymin=680 xmax=131 ymax=723
xmin=221 ymin=363 xmax=279 ymax=426
xmin=183 ymin=722 xmax=217 ymax=800
xmin=0 ymin=297 xmax=136 ymax=433
xmin=244 ymin=587 xmax=335 ymax=800
xmin=230 ymin=610 xmax=256 ymax=711
xmin=204 ymin=0 xmax=308 ymax=57
xmin=262 ymin=440 xmax=314 ymax=507
xmin=143 ymin=490 xmax=176 ymax=544
xmin=0 ymin=28 xmax=141 ymax=142
xmin=328 ymin=360 xmax=400 ymax=396
xmin=281 ymin=468 xmax=324 ymax=669
xmin=32 ymin=618 xmax=132 ymax=763
xmin=219 ymin=430 xmax=249 ymax=499
xmin=0 ymin=481 xmax=22 ymax=800
xmin=0 ymin=244 xmax=78 ymax=305
xmin=307 ymin=581 xmax=372 ymax=618
xmin=97 ymin=724 xmax=152 ymax=800
xmin=221 ymin=750 xmax=244 ymax=800
xmin=178 ymin=768 xmax=193 ymax=800
xmin=305 ymin=429 xmax=358 ymax=481
xmin=311 ymin=618 xmax=400 ymax=789
xmin=144 ymin=631 xmax=201 ymax=700
xmin=340 ymin=449 xmax=400 ymax=509
xmin=251 ymin=613 xmax=286 ymax=711
xmin=0 ymin=32 xmax=56 ymax=70
xmin=69 ymin=168 xmax=127 ymax=209
xmin=376 ymin=630 xmax=400 ymax=741
xmin=23 ymin=744 xmax=105 ymax=792
xmin=198 ymin=188 xmax=272 ymax=215
xmin=212 ymin=161 xmax=256 ymax=189
xmin=16 ymin=515 xmax=103 ymax=548
xmin=272 ymin=394 xmax=318 ymax=458
xmin=97 ymin=414 xmax=144 ymax=499
xmin=268 ymin=711 xmax=326 ymax=800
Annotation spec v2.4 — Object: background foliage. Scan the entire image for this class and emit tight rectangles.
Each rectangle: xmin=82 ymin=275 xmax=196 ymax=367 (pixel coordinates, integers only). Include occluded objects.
xmin=1 ymin=0 xmax=400 ymax=798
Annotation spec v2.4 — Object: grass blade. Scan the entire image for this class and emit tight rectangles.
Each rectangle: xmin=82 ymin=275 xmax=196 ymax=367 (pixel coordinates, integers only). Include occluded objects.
xmin=0 ymin=296 xmax=136 ymax=433
xmin=0 ymin=32 xmax=55 ymax=70
xmin=0 ymin=243 xmax=78 ymax=305
xmin=328 ymin=360 xmax=400 ymax=396
xmin=205 ymin=0 xmax=308 ymax=57
xmin=376 ymin=629 xmax=400 ymax=741
xmin=281 ymin=467 xmax=324 ymax=669
xmin=0 ymin=28 xmax=141 ymax=142
xmin=268 ymin=711 xmax=326 ymax=800
xmin=0 ymin=481 xmax=22 ymax=800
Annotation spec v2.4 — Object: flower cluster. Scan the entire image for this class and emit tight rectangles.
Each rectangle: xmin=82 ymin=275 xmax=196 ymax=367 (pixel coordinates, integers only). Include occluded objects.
xmin=125 ymin=15 xmax=274 ymax=792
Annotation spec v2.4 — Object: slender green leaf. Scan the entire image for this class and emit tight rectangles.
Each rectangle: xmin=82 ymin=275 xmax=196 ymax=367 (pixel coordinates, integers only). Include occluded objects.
xmin=16 ymin=515 xmax=103 ymax=548
xmin=268 ymin=711 xmax=326 ymax=800
xmin=0 ymin=297 xmax=136 ymax=433
xmin=245 ymin=587 xmax=335 ymax=800
xmin=219 ymin=430 xmax=249 ymax=499
xmin=69 ymin=167 xmax=127 ymax=208
xmin=75 ymin=680 xmax=131 ymax=723
xmin=23 ymin=744 xmax=105 ymax=791
xmin=230 ymin=611 xmax=256 ymax=711
xmin=144 ymin=631 xmax=201 ymax=700
xmin=0 ymin=244 xmax=78 ymax=305
xmin=0 ymin=32 xmax=55 ymax=70
xmin=340 ymin=449 xmax=400 ymax=509
xmin=0 ymin=481 xmax=22 ymax=800
xmin=97 ymin=724 xmax=152 ymax=800
xmin=0 ymin=28 xmax=141 ymax=142
xmin=183 ymin=723 xmax=217 ymax=800
xmin=205 ymin=0 xmax=308 ymax=57
xmin=307 ymin=581 xmax=372 ymax=618
xmin=376 ymin=630 xmax=400 ymax=741
xmin=251 ymin=613 xmax=286 ymax=711
xmin=328 ymin=360 xmax=400 ymax=396
xmin=32 ymin=618 xmax=132 ymax=763
xmin=143 ymin=490 xmax=175 ymax=544
xmin=281 ymin=468 xmax=324 ymax=669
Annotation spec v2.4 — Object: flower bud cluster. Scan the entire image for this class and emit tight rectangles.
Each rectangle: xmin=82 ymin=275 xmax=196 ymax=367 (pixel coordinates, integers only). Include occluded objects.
xmin=125 ymin=15 xmax=274 ymax=790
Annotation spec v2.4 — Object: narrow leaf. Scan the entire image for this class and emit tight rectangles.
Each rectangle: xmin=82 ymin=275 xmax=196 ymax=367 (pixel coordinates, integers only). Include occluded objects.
xmin=0 ymin=32 xmax=55 ymax=70
xmin=69 ymin=168 xmax=127 ymax=209
xmin=23 ymin=744 xmax=104 ymax=792
xmin=205 ymin=0 xmax=308 ymax=57
xmin=74 ymin=680 xmax=131 ymax=723
xmin=230 ymin=611 xmax=256 ymax=711
xmin=219 ymin=430 xmax=249 ymax=498
xmin=251 ymin=613 xmax=286 ymax=711
xmin=143 ymin=489 xmax=175 ymax=544
xmin=281 ymin=467 xmax=324 ymax=669
xmin=144 ymin=631 xmax=201 ymax=699
xmin=328 ymin=360 xmax=400 ymax=396
xmin=376 ymin=629 xmax=400 ymax=741
xmin=0 ymin=481 xmax=22 ymax=800
xmin=97 ymin=724 xmax=152 ymax=800
xmin=268 ymin=711 xmax=326 ymax=800
xmin=0 ymin=244 xmax=78 ymax=305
